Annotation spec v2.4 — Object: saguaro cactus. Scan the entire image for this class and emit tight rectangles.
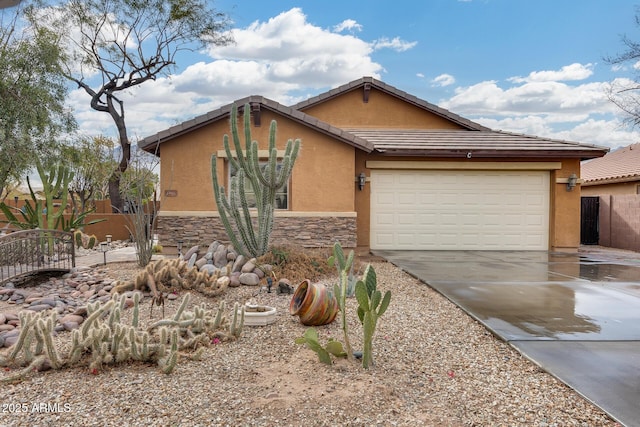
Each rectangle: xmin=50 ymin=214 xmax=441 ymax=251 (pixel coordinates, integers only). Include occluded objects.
xmin=211 ymin=103 xmax=300 ymax=258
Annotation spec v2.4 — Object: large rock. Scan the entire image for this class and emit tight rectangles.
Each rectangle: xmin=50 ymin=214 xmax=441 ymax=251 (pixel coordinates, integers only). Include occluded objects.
xmin=229 ymin=272 xmax=241 ymax=287
xmin=187 ymin=253 xmax=198 ymax=268
xmin=183 ymin=245 xmax=200 ymax=262
xmin=213 ymin=245 xmax=228 ymax=267
xmin=239 ymin=272 xmax=260 ymax=286
xmin=207 ymin=241 xmax=220 ymax=255
xmin=241 ymin=258 xmax=257 ymax=273
xmin=59 ymin=314 xmax=85 ymax=325
xmin=232 ymin=255 xmax=246 ymax=273
xmin=195 ymin=257 xmax=208 ymax=269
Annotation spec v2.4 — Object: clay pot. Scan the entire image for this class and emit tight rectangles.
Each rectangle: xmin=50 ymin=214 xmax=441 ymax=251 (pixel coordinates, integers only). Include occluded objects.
xmin=289 ymin=280 xmax=339 ymax=326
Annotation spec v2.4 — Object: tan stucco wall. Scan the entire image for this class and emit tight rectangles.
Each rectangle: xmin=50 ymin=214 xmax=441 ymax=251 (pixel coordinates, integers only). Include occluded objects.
xmin=581 ymin=181 xmax=640 ymax=196
xmin=300 ymin=87 xmax=466 ymax=129
xmin=158 ymin=109 xmax=356 ymax=214
xmin=551 ymin=159 xmax=581 ymax=251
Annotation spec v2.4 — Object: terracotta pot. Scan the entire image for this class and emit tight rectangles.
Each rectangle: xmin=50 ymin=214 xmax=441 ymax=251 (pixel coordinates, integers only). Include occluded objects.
xmin=289 ymin=279 xmax=339 ymax=326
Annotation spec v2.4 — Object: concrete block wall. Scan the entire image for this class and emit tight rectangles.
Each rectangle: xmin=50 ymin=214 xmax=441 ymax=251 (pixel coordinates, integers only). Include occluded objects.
xmin=599 ymin=195 xmax=640 ymax=252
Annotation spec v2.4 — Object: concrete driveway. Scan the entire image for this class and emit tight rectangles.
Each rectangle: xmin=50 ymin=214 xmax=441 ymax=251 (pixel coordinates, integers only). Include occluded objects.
xmin=374 ymin=248 xmax=640 ymax=427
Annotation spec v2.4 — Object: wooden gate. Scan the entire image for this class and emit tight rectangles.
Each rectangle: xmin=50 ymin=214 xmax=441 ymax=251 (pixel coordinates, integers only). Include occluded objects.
xmin=580 ymin=196 xmax=600 ymax=245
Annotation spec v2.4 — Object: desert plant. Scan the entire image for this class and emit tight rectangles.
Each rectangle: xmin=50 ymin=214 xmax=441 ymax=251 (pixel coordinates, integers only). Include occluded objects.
xmin=328 ymin=241 xmax=355 ymax=361
xmin=0 ymin=292 xmax=244 ymax=381
xmin=211 ymin=103 xmax=300 ymax=258
xmin=355 ymin=264 xmax=391 ymax=369
xmin=121 ymin=149 xmax=159 ymax=267
xmin=56 ymin=206 xmax=106 ymax=232
xmin=37 ymin=161 xmax=73 ymax=232
xmin=295 ymin=327 xmax=347 ymax=365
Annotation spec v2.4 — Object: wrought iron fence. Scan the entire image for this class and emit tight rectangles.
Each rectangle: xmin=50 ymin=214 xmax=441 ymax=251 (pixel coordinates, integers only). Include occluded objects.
xmin=0 ymin=229 xmax=75 ymax=284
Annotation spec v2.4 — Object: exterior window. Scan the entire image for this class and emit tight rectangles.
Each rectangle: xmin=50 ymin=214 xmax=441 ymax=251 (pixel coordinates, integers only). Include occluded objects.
xmin=229 ymin=161 xmax=288 ymax=210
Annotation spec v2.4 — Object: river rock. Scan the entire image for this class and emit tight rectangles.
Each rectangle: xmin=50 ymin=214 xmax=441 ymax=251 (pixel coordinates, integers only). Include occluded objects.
xmin=229 ymin=272 xmax=241 ymax=287
xmin=213 ymin=245 xmax=228 ymax=267
xmin=183 ymin=245 xmax=200 ymax=262
xmin=59 ymin=314 xmax=84 ymax=325
xmin=232 ymin=255 xmax=246 ymax=273
xmin=27 ymin=304 xmax=53 ymax=312
xmin=62 ymin=321 xmax=80 ymax=331
xmin=239 ymin=272 xmax=260 ymax=286
xmin=187 ymin=252 xmax=197 ymax=268
xmin=241 ymin=259 xmax=257 ymax=273
xmin=195 ymin=257 xmax=208 ymax=269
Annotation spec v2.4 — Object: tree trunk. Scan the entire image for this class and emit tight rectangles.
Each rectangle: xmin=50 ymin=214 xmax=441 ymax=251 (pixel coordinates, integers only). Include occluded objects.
xmin=107 ymin=99 xmax=131 ymax=213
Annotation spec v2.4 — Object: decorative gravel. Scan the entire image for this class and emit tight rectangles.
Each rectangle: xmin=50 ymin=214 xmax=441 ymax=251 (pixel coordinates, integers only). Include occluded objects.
xmin=0 ymin=260 xmax=618 ymax=427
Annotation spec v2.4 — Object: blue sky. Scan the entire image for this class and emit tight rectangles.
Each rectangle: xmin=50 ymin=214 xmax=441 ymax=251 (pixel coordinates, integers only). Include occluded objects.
xmin=66 ymin=0 xmax=640 ymax=150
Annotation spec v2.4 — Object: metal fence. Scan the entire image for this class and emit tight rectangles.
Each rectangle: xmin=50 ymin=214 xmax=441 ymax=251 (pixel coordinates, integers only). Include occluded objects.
xmin=0 ymin=229 xmax=75 ymax=284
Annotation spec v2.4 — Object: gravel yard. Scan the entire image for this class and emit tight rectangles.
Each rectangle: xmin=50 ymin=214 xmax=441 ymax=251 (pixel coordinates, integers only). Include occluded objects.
xmin=0 ymin=260 xmax=619 ymax=426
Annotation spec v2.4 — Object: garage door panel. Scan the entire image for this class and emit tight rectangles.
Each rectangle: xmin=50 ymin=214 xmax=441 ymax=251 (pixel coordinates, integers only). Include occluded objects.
xmin=370 ymin=170 xmax=549 ymax=250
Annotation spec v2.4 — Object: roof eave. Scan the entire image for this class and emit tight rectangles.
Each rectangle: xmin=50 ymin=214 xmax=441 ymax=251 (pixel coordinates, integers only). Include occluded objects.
xmin=374 ymin=149 xmax=609 ymax=159
xmin=582 ymin=175 xmax=640 ymax=186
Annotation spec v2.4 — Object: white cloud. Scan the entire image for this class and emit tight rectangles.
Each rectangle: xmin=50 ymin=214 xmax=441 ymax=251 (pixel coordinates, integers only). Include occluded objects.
xmin=206 ymin=8 xmax=383 ymax=89
xmin=509 ymin=63 xmax=594 ymax=83
xmin=333 ymin=19 xmax=362 ymax=33
xmin=371 ymin=36 xmax=417 ymax=52
xmin=443 ymin=79 xmax=616 ymax=119
xmin=68 ymin=7 xmax=407 ymax=139
xmin=431 ymin=74 xmax=455 ymax=87
xmin=439 ymin=65 xmax=639 ymax=149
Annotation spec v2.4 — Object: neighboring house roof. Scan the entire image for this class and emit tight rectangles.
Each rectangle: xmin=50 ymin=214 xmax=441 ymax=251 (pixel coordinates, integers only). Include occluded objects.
xmin=293 ymin=76 xmax=490 ymax=131
xmin=346 ymin=129 xmax=609 ymax=159
xmin=139 ymin=95 xmax=374 ymax=155
xmin=581 ymin=142 xmax=640 ymax=185
xmin=139 ymin=77 xmax=609 ymax=160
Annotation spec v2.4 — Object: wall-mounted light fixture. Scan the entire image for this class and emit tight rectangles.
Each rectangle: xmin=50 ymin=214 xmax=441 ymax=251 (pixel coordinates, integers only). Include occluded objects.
xmin=566 ymin=173 xmax=578 ymax=191
xmin=177 ymin=239 xmax=184 ymax=258
xmin=357 ymin=172 xmax=366 ymax=191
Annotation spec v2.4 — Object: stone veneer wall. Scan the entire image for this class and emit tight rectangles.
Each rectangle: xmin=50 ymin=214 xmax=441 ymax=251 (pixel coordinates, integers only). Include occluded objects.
xmin=156 ymin=215 xmax=357 ymax=250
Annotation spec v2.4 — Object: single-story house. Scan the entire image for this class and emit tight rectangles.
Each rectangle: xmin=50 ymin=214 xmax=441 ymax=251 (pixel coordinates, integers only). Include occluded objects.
xmin=139 ymin=77 xmax=607 ymax=252
xmin=581 ymin=143 xmax=640 ymax=251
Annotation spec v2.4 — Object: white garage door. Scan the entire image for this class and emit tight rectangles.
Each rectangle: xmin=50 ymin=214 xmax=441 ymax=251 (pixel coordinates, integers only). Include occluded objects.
xmin=370 ymin=170 xmax=549 ymax=250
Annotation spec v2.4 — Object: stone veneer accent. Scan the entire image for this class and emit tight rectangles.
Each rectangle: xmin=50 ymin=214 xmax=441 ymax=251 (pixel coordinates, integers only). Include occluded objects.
xmin=156 ymin=214 xmax=357 ymax=250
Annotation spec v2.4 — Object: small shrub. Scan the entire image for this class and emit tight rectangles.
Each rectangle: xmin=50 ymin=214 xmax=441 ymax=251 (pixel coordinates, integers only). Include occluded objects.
xmin=260 ymin=245 xmax=332 ymax=284
xmin=152 ymin=244 xmax=163 ymax=254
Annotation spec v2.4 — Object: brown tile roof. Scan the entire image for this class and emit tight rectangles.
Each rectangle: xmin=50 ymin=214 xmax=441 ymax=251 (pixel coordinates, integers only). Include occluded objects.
xmin=346 ymin=129 xmax=609 ymax=159
xmin=138 ymin=77 xmax=609 ymax=161
xmin=581 ymin=143 xmax=640 ymax=184
xmin=139 ymin=95 xmax=374 ymax=155
xmin=292 ymin=77 xmax=490 ymax=131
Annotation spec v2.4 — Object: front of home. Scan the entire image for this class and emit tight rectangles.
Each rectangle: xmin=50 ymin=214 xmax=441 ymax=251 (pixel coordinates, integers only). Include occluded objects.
xmin=140 ymin=77 xmax=608 ymax=253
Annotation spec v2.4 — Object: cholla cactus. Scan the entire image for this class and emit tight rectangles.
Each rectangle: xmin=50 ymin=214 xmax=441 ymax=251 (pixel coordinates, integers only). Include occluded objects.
xmin=211 ymin=103 xmax=300 ymax=258
xmin=0 ymin=293 xmax=244 ymax=381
